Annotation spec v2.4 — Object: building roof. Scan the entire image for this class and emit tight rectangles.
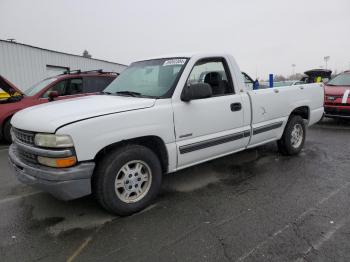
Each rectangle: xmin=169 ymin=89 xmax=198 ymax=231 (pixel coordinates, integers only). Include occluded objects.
xmin=0 ymin=39 xmax=127 ymax=67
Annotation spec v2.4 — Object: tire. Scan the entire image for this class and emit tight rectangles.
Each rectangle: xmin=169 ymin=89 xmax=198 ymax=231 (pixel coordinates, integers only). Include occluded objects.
xmin=93 ymin=144 xmax=162 ymax=216
xmin=3 ymin=118 xmax=12 ymax=144
xmin=277 ymin=115 xmax=306 ymax=156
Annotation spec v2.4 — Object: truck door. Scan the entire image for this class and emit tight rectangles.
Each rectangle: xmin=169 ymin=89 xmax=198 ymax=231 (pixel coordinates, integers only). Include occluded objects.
xmin=172 ymin=57 xmax=250 ymax=168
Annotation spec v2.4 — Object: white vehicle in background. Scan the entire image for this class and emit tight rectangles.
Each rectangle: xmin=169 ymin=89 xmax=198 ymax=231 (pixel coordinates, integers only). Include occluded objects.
xmin=9 ymin=53 xmax=324 ymax=215
xmin=291 ymin=80 xmax=305 ymax=86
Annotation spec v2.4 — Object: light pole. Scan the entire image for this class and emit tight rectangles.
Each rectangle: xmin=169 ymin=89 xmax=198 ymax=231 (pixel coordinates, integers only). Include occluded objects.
xmin=324 ymin=56 xmax=330 ymax=69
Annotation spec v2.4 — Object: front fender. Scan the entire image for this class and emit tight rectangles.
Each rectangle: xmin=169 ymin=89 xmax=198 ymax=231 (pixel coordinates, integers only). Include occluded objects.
xmin=56 ymin=104 xmax=175 ymax=162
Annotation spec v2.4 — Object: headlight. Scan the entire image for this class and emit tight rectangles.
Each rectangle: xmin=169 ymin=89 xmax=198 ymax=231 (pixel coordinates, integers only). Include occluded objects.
xmin=34 ymin=134 xmax=74 ymax=148
xmin=37 ymin=156 xmax=77 ymax=168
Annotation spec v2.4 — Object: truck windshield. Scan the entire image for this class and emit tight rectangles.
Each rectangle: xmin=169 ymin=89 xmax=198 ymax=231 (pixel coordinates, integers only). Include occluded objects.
xmin=104 ymin=58 xmax=188 ymax=98
xmin=24 ymin=77 xmax=57 ymax=96
xmin=327 ymin=73 xmax=350 ymax=86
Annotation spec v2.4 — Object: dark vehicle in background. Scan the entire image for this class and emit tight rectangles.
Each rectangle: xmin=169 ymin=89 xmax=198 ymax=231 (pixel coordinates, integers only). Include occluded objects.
xmin=324 ymin=71 xmax=350 ymax=119
xmin=301 ymin=69 xmax=332 ymax=84
xmin=0 ymin=70 xmax=118 ymax=142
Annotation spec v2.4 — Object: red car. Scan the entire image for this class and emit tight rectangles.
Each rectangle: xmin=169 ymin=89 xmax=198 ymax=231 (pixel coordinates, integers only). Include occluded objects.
xmin=324 ymin=71 xmax=350 ymax=119
xmin=0 ymin=70 xmax=117 ymax=142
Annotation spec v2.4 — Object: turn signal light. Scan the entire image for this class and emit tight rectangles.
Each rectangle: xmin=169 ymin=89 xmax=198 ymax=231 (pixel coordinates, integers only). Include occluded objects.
xmin=37 ymin=156 xmax=77 ymax=168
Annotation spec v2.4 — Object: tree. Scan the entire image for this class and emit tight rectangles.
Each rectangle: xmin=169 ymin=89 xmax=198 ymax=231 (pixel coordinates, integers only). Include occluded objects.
xmin=274 ymin=75 xmax=286 ymax=82
xmin=82 ymin=50 xmax=92 ymax=58
xmin=288 ymin=73 xmax=304 ymax=80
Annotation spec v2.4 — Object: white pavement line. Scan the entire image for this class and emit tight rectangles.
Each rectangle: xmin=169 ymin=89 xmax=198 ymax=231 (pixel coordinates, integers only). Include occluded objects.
xmin=237 ymin=182 xmax=350 ymax=262
xmin=66 ymin=236 xmax=93 ymax=262
xmin=237 ymin=224 xmax=291 ymax=262
xmin=319 ymin=182 xmax=350 ymax=205
xmin=0 ymin=191 xmax=41 ymax=205
xmin=295 ymin=218 xmax=348 ymax=262
xmin=65 ymin=217 xmax=116 ymax=262
xmin=313 ymin=219 xmax=346 ymax=250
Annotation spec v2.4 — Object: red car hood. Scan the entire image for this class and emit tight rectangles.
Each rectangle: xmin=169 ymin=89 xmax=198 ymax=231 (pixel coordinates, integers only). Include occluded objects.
xmin=0 ymin=75 xmax=23 ymax=95
xmin=324 ymin=85 xmax=350 ymax=96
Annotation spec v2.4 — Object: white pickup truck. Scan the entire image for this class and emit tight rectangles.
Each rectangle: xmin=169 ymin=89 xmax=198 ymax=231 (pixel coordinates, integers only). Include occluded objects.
xmin=9 ymin=53 xmax=324 ymax=215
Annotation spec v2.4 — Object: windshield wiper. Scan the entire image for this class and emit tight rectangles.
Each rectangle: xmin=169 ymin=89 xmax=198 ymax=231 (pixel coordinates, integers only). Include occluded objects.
xmin=115 ymin=91 xmax=142 ymax=97
xmin=100 ymin=91 xmax=113 ymax=95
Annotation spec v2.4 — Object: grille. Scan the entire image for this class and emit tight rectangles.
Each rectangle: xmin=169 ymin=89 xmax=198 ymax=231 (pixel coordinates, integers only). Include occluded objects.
xmin=13 ymin=128 xmax=35 ymax=145
xmin=325 ymin=107 xmax=350 ymax=116
xmin=325 ymin=102 xmax=350 ymax=106
xmin=17 ymin=149 xmax=37 ymax=164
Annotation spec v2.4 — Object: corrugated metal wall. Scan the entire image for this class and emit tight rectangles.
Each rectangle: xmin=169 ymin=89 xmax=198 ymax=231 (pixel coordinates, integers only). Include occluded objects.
xmin=0 ymin=40 xmax=127 ymax=90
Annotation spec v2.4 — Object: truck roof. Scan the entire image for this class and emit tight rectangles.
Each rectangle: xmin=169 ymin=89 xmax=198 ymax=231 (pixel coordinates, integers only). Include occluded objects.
xmin=136 ymin=52 xmax=233 ymax=62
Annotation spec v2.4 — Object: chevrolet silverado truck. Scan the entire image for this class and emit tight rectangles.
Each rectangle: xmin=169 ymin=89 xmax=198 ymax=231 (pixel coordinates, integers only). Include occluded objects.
xmin=8 ymin=53 xmax=324 ymax=215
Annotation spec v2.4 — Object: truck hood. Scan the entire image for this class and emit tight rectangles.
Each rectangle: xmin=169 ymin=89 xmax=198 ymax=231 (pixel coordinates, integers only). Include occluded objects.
xmin=324 ymin=85 xmax=350 ymax=96
xmin=11 ymin=95 xmax=156 ymax=133
xmin=0 ymin=75 xmax=23 ymax=96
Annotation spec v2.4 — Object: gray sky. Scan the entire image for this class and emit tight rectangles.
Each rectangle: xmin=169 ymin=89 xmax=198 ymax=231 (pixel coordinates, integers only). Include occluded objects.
xmin=1 ymin=0 xmax=350 ymax=79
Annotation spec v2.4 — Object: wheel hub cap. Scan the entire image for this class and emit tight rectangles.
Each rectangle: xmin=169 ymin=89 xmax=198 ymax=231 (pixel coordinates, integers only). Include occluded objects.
xmin=114 ymin=160 xmax=152 ymax=203
xmin=291 ymin=123 xmax=303 ymax=149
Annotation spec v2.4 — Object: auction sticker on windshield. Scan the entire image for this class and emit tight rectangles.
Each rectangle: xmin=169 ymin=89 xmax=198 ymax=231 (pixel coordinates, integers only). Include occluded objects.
xmin=163 ymin=59 xmax=186 ymax=66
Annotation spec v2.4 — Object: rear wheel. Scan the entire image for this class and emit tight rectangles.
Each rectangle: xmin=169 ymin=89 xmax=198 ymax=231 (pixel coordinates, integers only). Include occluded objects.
xmin=3 ymin=118 xmax=12 ymax=143
xmin=93 ymin=144 xmax=162 ymax=216
xmin=277 ymin=115 xmax=306 ymax=155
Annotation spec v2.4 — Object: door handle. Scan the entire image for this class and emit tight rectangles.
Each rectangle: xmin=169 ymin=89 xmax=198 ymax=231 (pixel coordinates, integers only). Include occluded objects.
xmin=230 ymin=103 xmax=242 ymax=112
xmin=274 ymin=89 xmax=279 ymax=93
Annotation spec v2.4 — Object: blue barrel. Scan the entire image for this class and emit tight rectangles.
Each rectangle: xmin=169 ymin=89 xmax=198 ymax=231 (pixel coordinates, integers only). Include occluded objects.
xmin=253 ymin=80 xmax=259 ymax=90
xmin=269 ymin=74 xmax=273 ymax=88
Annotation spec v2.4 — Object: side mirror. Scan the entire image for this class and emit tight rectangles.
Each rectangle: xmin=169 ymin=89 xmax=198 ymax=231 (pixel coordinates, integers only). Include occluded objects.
xmin=181 ymin=83 xmax=212 ymax=102
xmin=48 ymin=91 xmax=59 ymax=102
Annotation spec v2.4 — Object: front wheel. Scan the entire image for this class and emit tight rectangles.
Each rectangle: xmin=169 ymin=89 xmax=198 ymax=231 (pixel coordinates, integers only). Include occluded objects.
xmin=93 ymin=145 xmax=162 ymax=216
xmin=277 ymin=115 xmax=306 ymax=155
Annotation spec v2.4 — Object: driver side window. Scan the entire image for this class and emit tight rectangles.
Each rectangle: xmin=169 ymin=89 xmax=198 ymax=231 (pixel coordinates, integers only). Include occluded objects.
xmin=187 ymin=58 xmax=234 ymax=97
xmin=42 ymin=78 xmax=83 ymax=98
xmin=66 ymin=78 xmax=83 ymax=95
xmin=42 ymin=80 xmax=67 ymax=98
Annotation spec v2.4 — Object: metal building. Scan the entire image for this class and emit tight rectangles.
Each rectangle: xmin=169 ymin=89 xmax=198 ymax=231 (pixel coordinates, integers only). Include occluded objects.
xmin=0 ymin=39 xmax=127 ymax=90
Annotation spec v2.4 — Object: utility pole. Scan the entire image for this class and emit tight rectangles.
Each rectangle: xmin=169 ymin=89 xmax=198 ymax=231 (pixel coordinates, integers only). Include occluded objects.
xmin=324 ymin=56 xmax=330 ymax=69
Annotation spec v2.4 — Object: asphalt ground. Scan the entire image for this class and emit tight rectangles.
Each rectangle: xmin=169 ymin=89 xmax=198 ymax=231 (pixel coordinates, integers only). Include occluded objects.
xmin=0 ymin=118 xmax=350 ymax=262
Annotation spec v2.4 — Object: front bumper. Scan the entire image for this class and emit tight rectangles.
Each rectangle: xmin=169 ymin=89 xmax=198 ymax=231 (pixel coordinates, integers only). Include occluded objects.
xmin=8 ymin=144 xmax=95 ymax=200
xmin=324 ymin=105 xmax=350 ymax=119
